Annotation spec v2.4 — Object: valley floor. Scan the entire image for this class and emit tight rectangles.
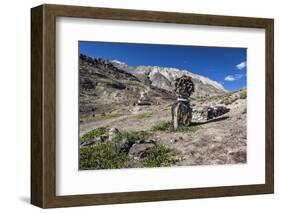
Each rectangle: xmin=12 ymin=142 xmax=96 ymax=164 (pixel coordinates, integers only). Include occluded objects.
xmin=79 ymin=91 xmax=247 ymax=168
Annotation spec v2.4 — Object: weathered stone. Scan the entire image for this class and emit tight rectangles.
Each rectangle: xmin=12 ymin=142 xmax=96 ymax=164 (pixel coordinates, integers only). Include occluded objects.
xmin=128 ymin=143 xmax=155 ymax=158
xmin=174 ymin=75 xmax=195 ymax=99
xmin=137 ymin=91 xmax=152 ymax=105
xmin=138 ymin=139 xmax=156 ymax=144
xmin=171 ymin=75 xmax=195 ymax=130
xmin=207 ymin=106 xmax=230 ymax=120
xmin=171 ymin=100 xmax=192 ymax=130
xmin=80 ymin=139 xmax=97 ymax=147
xmin=119 ymin=139 xmax=135 ymax=154
xmin=192 ymin=108 xmax=208 ymax=121
xmin=108 ymin=128 xmax=120 ymax=141
xmin=192 ymin=106 xmax=230 ymax=121
xmin=137 ymin=101 xmax=152 ymax=106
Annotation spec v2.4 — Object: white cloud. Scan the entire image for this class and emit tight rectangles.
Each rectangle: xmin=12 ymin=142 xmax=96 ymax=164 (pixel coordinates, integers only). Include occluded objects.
xmin=236 ymin=61 xmax=247 ymax=70
xmin=225 ymin=75 xmax=235 ymax=81
xmin=224 ymin=74 xmax=243 ymax=81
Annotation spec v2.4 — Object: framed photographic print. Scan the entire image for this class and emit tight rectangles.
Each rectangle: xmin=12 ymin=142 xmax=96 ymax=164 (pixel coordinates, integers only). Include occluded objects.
xmin=31 ymin=4 xmax=274 ymax=208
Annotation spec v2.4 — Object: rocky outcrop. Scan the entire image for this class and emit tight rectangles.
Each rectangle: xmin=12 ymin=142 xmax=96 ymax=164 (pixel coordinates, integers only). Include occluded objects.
xmin=79 ymin=54 xmax=174 ymax=118
xmin=137 ymin=91 xmax=152 ymax=106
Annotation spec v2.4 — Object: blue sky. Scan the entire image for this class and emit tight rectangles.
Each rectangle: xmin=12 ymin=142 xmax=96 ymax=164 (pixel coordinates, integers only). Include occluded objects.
xmin=79 ymin=41 xmax=247 ymax=91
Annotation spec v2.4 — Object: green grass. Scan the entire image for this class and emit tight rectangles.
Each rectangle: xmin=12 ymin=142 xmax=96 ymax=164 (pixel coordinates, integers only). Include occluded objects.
xmin=142 ymin=145 xmax=176 ymax=167
xmin=80 ymin=120 xmax=196 ymax=169
xmin=114 ymin=130 xmax=150 ymax=143
xmin=151 ymin=121 xmax=172 ymax=131
xmin=135 ymin=112 xmax=153 ymax=119
xmin=80 ymin=127 xmax=108 ymax=142
xmin=101 ymin=110 xmax=123 ymax=119
xmin=79 ymin=126 xmax=178 ymax=169
xmin=151 ymin=121 xmax=200 ymax=133
xmin=79 ymin=142 xmax=129 ymax=170
xmin=79 ymin=142 xmax=177 ymax=169
xmin=219 ymin=90 xmax=246 ymax=105
xmin=220 ymin=96 xmax=240 ymax=105
xmin=81 ymin=126 xmax=150 ymax=144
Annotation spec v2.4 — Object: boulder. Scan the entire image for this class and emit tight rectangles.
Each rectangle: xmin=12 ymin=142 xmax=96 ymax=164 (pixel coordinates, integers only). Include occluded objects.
xmin=108 ymin=128 xmax=120 ymax=141
xmin=137 ymin=100 xmax=152 ymax=106
xmin=119 ymin=139 xmax=135 ymax=154
xmin=207 ymin=106 xmax=230 ymax=120
xmin=128 ymin=143 xmax=155 ymax=158
xmin=139 ymin=139 xmax=156 ymax=144
xmin=192 ymin=108 xmax=208 ymax=121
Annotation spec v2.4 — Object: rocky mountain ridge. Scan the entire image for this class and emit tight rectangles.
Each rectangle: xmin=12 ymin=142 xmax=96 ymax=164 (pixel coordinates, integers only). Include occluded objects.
xmin=111 ymin=58 xmax=227 ymax=97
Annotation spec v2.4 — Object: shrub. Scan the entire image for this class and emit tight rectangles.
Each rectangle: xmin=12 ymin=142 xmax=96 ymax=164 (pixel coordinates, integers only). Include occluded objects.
xmin=151 ymin=121 xmax=200 ymax=133
xmin=115 ymin=130 xmax=150 ymax=143
xmin=79 ymin=142 xmax=129 ymax=170
xmin=80 ymin=127 xmax=107 ymax=142
xmin=142 ymin=145 xmax=176 ymax=167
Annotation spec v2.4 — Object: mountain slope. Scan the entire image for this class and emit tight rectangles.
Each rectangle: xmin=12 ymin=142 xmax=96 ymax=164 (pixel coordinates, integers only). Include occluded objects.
xmin=79 ymin=54 xmax=227 ymax=123
xmin=79 ymin=54 xmax=175 ymax=120
xmin=111 ymin=60 xmax=227 ymax=97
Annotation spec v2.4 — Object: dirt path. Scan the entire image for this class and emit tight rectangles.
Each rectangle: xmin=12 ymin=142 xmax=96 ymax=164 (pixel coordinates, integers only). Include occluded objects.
xmin=80 ymin=104 xmax=171 ymax=136
xmin=80 ymin=114 xmax=135 ymax=136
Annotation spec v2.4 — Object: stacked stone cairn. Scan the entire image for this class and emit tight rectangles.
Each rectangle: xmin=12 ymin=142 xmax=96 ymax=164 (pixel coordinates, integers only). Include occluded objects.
xmin=171 ymin=75 xmax=195 ymax=130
